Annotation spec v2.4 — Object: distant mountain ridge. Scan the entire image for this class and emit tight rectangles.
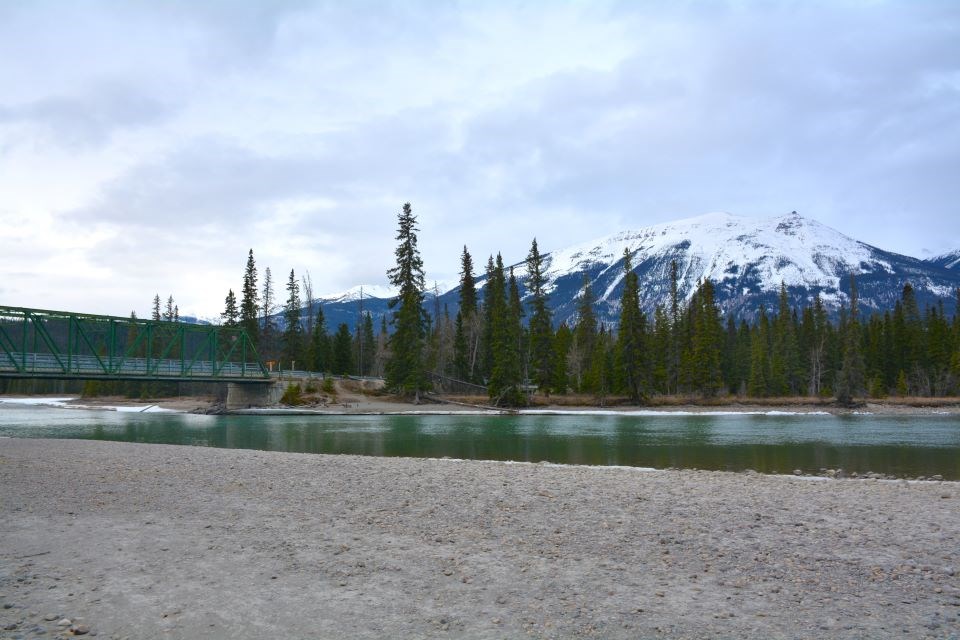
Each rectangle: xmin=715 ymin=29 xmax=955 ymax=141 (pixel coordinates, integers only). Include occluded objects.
xmin=926 ymin=250 xmax=960 ymax=271
xmin=309 ymin=212 xmax=960 ymax=330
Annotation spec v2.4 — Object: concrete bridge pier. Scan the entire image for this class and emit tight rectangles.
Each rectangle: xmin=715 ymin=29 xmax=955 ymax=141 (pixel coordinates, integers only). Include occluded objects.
xmin=226 ymin=381 xmax=285 ymax=409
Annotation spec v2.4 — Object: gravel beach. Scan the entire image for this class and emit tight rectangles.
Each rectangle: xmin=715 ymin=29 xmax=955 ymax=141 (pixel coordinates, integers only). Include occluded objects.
xmin=1 ymin=438 xmax=958 ymax=639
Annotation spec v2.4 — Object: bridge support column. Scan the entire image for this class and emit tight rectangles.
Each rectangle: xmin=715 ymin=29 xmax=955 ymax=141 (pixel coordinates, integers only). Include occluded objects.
xmin=226 ymin=381 xmax=285 ymax=409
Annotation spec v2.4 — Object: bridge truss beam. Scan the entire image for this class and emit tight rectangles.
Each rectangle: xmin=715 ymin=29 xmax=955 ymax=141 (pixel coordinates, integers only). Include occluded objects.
xmin=0 ymin=305 xmax=269 ymax=382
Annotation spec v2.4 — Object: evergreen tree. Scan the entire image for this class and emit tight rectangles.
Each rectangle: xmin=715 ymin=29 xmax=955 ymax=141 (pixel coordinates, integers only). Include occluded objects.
xmin=570 ymin=275 xmax=597 ymax=391
xmin=836 ymin=274 xmax=866 ymax=405
xmin=487 ymin=255 xmax=523 ymax=405
xmin=261 ymin=266 xmax=276 ymax=360
xmin=552 ymin=322 xmax=572 ymax=393
xmin=748 ymin=307 xmax=770 ymax=397
xmin=374 ymin=315 xmax=390 ymax=378
xmin=385 ymin=203 xmax=428 ymax=398
xmin=683 ymin=279 xmax=724 ymax=396
xmin=240 ymin=249 xmax=259 ymax=344
xmin=281 ymin=269 xmax=303 ymax=368
xmin=309 ymin=304 xmax=330 ymax=373
xmin=481 ymin=255 xmax=497 ymax=382
xmin=588 ymin=325 xmax=615 ymax=405
xmin=453 ymin=311 xmax=469 ymax=380
xmin=151 ymin=294 xmax=161 ymax=321
xmin=332 ymin=323 xmax=354 ymax=375
xmin=221 ymin=289 xmax=239 ymax=327
xmin=769 ymin=283 xmax=802 ymax=395
xmin=356 ymin=312 xmax=376 ymax=376
xmin=650 ymin=305 xmax=670 ymax=394
xmin=453 ymin=246 xmax=480 ymax=382
xmin=668 ymin=260 xmax=681 ymax=394
xmin=952 ymin=289 xmax=960 ymax=385
xmin=616 ymin=250 xmax=646 ymax=401
xmin=458 ymin=246 xmax=478 ymax=317
xmin=163 ymin=295 xmax=176 ymax=321
xmin=526 ymin=238 xmax=554 ymax=393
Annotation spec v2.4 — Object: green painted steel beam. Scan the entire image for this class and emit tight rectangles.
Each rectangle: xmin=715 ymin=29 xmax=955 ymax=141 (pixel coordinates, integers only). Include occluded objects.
xmin=0 ymin=304 xmax=270 ymax=382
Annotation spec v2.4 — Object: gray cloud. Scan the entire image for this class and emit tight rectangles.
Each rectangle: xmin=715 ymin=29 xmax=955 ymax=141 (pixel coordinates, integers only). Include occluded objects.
xmin=3 ymin=1 xmax=959 ymax=316
xmin=0 ymin=83 xmax=175 ymax=148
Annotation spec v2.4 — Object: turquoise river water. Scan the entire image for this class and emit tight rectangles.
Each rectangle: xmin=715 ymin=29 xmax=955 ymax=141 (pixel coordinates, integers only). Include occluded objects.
xmin=1 ymin=403 xmax=959 ymax=478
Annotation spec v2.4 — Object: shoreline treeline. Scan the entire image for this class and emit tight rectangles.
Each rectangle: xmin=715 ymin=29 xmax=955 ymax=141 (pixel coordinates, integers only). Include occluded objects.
xmin=219 ymin=205 xmax=960 ymax=406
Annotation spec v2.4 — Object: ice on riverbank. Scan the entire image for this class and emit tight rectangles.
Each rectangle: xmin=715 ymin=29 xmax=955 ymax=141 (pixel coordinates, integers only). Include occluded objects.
xmin=0 ymin=396 xmax=174 ymax=413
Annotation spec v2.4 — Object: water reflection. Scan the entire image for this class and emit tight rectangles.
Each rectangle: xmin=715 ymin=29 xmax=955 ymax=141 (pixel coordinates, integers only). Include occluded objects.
xmin=1 ymin=406 xmax=958 ymax=478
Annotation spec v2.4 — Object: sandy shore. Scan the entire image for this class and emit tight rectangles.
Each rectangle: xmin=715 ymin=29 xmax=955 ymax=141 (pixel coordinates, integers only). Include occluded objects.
xmin=4 ymin=393 xmax=960 ymax=416
xmin=1 ymin=439 xmax=958 ymax=639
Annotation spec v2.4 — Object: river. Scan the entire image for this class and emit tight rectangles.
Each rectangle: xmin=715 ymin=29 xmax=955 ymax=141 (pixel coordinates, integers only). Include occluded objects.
xmin=1 ymin=402 xmax=959 ymax=478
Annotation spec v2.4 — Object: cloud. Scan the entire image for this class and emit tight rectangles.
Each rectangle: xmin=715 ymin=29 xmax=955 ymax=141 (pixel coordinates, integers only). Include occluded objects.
xmin=0 ymin=83 xmax=176 ymax=148
xmin=2 ymin=1 xmax=959 ymax=316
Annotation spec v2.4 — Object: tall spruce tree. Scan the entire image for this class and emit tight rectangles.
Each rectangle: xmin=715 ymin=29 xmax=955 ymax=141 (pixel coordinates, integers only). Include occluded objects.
xmin=356 ymin=312 xmax=376 ymax=376
xmin=570 ymin=275 xmax=598 ymax=391
xmin=453 ymin=311 xmax=469 ymax=380
xmin=616 ymin=249 xmax=646 ymax=401
xmin=552 ymin=322 xmax=572 ymax=393
xmin=836 ymin=273 xmax=866 ymax=405
xmin=683 ymin=279 xmax=724 ymax=396
xmin=526 ymin=238 xmax=554 ymax=392
xmin=221 ymin=289 xmax=239 ymax=327
xmin=261 ymin=267 xmax=276 ymax=360
xmin=281 ymin=269 xmax=303 ymax=368
xmin=668 ymin=260 xmax=681 ymax=394
xmin=151 ymin=294 xmax=161 ymax=321
xmin=163 ymin=295 xmax=176 ymax=321
xmin=240 ymin=249 xmax=259 ymax=344
xmin=385 ymin=203 xmax=428 ymax=399
xmin=748 ymin=307 xmax=770 ymax=397
xmin=481 ymin=255 xmax=497 ymax=382
xmin=453 ymin=246 xmax=479 ymax=381
xmin=487 ymin=255 xmax=523 ymax=405
xmin=332 ymin=323 xmax=354 ymax=375
xmin=309 ymin=304 xmax=329 ymax=373
xmin=458 ymin=246 xmax=478 ymax=317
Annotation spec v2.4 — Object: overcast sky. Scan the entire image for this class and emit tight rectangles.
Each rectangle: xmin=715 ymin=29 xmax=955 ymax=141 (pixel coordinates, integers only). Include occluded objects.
xmin=1 ymin=1 xmax=958 ymax=318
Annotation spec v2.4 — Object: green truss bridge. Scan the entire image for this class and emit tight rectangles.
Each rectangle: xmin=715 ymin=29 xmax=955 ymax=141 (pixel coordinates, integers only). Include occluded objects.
xmin=0 ymin=305 xmax=269 ymax=383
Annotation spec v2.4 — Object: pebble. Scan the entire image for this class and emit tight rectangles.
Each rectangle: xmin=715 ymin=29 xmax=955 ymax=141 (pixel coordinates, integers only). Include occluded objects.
xmin=71 ymin=623 xmax=91 ymax=635
xmin=57 ymin=618 xmax=72 ymax=626
xmin=44 ymin=613 xmax=59 ymax=621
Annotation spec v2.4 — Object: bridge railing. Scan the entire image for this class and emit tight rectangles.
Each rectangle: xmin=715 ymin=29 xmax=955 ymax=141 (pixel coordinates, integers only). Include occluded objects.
xmin=1 ymin=352 xmax=267 ymax=379
xmin=0 ymin=305 xmax=270 ymax=382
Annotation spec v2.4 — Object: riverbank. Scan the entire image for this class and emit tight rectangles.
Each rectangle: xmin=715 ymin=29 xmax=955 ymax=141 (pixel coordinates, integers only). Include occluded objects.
xmin=3 ymin=393 xmax=960 ymax=416
xmin=1 ymin=439 xmax=958 ymax=639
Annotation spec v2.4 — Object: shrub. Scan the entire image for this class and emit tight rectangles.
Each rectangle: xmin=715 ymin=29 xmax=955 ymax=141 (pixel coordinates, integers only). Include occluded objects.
xmin=281 ymin=383 xmax=304 ymax=405
xmin=321 ymin=377 xmax=336 ymax=395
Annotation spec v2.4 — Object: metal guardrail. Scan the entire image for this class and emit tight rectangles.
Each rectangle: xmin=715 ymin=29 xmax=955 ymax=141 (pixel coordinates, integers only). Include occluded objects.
xmin=0 ymin=352 xmax=265 ymax=379
xmin=0 ymin=304 xmax=270 ymax=382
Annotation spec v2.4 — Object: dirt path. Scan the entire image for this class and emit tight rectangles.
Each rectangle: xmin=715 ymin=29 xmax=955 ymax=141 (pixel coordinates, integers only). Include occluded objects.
xmin=1 ymin=439 xmax=958 ymax=639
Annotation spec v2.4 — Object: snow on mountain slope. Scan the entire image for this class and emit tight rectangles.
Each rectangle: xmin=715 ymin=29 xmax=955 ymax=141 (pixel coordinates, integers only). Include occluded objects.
xmin=494 ymin=211 xmax=959 ymax=324
xmin=926 ymin=250 xmax=960 ymax=270
xmin=318 ymin=284 xmax=398 ymax=303
xmin=536 ymin=211 xmax=886 ymax=304
xmin=311 ymin=211 xmax=959 ymax=331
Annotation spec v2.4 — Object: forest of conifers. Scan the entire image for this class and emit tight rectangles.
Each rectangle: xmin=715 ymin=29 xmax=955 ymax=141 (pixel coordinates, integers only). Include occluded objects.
xmin=219 ymin=206 xmax=960 ymax=406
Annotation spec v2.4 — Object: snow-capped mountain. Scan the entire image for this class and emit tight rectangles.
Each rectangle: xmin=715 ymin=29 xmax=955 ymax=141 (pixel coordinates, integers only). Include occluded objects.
xmin=318 ymin=284 xmax=398 ymax=304
xmin=499 ymin=211 xmax=960 ymax=324
xmin=926 ymin=250 xmax=960 ymax=270
xmin=310 ymin=211 xmax=960 ymax=330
